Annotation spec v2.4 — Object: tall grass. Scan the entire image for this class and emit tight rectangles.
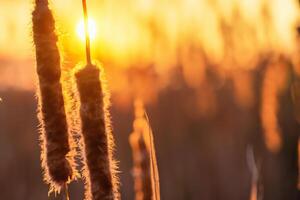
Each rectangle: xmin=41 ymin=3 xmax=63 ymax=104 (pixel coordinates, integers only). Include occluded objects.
xmin=32 ymin=0 xmax=76 ymax=194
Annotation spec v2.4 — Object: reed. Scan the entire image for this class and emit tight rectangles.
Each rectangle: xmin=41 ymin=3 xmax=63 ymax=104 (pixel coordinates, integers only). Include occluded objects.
xmin=32 ymin=0 xmax=75 ymax=193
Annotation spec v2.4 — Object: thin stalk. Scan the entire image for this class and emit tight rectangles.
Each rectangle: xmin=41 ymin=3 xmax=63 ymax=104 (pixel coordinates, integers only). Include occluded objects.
xmin=82 ymin=0 xmax=92 ymax=65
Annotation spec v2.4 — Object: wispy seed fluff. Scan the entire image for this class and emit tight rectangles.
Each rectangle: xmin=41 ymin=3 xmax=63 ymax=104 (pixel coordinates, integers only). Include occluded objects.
xmin=75 ymin=64 xmax=119 ymax=200
xmin=32 ymin=0 xmax=75 ymax=193
xmin=129 ymin=99 xmax=160 ymax=200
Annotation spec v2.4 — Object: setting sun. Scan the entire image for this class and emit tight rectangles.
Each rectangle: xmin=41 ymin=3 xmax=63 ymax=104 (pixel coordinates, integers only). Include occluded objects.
xmin=76 ymin=18 xmax=97 ymax=41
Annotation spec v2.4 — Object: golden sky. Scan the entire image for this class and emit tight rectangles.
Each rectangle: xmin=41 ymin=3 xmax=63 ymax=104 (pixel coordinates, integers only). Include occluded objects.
xmin=0 ymin=0 xmax=299 ymax=90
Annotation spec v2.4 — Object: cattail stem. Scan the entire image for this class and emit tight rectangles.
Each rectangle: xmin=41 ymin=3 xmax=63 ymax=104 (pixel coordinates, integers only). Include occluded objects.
xmin=75 ymin=64 xmax=117 ymax=200
xmin=82 ymin=0 xmax=91 ymax=65
xmin=32 ymin=0 xmax=73 ymax=192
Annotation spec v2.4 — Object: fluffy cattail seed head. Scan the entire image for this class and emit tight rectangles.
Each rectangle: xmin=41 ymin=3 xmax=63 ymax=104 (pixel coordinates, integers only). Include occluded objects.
xmin=75 ymin=64 xmax=119 ymax=200
xmin=32 ymin=0 xmax=74 ymax=193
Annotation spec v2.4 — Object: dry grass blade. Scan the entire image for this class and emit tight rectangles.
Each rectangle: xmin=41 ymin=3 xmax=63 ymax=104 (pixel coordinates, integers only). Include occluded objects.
xmin=144 ymin=113 xmax=160 ymax=200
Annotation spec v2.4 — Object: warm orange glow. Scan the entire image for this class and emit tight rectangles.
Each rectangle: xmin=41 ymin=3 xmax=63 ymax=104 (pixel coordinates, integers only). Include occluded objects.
xmin=1 ymin=1 xmax=300 ymax=199
xmin=76 ymin=18 xmax=97 ymax=41
xmin=261 ymin=60 xmax=288 ymax=153
xmin=1 ymin=0 xmax=300 ymax=97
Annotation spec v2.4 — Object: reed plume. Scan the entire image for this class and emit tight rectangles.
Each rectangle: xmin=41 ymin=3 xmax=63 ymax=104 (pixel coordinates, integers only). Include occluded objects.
xmin=129 ymin=99 xmax=160 ymax=200
xmin=32 ymin=0 xmax=75 ymax=193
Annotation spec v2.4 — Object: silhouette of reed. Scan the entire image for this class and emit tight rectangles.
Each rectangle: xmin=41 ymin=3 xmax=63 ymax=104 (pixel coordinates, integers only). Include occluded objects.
xmin=32 ymin=0 xmax=75 ymax=193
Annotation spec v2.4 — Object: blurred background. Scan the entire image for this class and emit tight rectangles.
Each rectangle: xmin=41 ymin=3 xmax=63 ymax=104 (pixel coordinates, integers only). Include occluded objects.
xmin=1 ymin=0 xmax=300 ymax=199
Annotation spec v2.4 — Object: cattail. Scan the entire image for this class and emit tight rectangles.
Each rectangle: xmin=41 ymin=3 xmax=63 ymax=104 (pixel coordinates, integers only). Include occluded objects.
xmin=75 ymin=64 xmax=118 ymax=200
xmin=129 ymin=99 xmax=160 ymax=200
xmin=32 ymin=0 xmax=74 ymax=193
xmin=130 ymin=126 xmax=152 ymax=199
xmin=74 ymin=1 xmax=119 ymax=199
xmin=260 ymin=58 xmax=288 ymax=153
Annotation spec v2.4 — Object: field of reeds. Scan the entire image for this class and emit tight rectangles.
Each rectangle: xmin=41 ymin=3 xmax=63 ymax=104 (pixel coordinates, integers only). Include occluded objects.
xmin=0 ymin=0 xmax=300 ymax=200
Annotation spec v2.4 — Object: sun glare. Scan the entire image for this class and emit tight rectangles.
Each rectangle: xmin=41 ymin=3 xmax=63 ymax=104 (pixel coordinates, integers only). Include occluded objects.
xmin=76 ymin=18 xmax=97 ymax=41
